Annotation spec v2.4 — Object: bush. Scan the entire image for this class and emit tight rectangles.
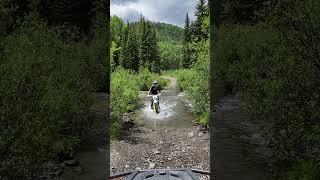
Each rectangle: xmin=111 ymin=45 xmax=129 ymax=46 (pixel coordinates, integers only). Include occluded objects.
xmin=213 ymin=24 xmax=320 ymax=177
xmin=0 ymin=20 xmax=95 ymax=178
xmin=136 ymin=68 xmax=167 ymax=91
xmin=110 ymin=68 xmax=139 ymax=139
xmin=285 ymin=159 xmax=320 ymax=180
xmin=174 ymin=40 xmax=209 ymax=126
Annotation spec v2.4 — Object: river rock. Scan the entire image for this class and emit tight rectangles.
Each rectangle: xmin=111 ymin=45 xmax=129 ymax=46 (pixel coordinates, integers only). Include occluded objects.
xmin=64 ymin=159 xmax=79 ymax=166
xmin=149 ymin=162 xmax=156 ymax=169
xmin=188 ymin=132 xmax=194 ymax=137
xmin=49 ymin=169 xmax=63 ymax=177
xmin=240 ymin=135 xmax=250 ymax=141
xmin=73 ymin=166 xmax=83 ymax=174
xmin=153 ymin=150 xmax=161 ymax=154
xmin=250 ymin=133 xmax=265 ymax=146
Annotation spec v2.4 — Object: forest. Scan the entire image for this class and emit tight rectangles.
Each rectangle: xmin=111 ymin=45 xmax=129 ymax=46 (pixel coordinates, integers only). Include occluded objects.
xmin=110 ymin=0 xmax=210 ymax=139
xmin=210 ymin=0 xmax=320 ymax=178
xmin=1 ymin=0 xmax=319 ymax=179
xmin=0 ymin=0 xmax=108 ymax=178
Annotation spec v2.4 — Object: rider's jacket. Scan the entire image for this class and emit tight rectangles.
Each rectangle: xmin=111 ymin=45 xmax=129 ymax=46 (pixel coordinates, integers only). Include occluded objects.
xmin=149 ymin=85 xmax=161 ymax=95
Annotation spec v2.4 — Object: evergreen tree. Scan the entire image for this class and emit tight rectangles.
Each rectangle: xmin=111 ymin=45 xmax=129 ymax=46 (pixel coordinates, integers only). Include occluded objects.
xmin=120 ymin=22 xmax=129 ymax=66
xmin=184 ymin=13 xmax=191 ymax=43
xmin=182 ymin=13 xmax=192 ymax=68
xmin=182 ymin=44 xmax=192 ymax=68
xmin=139 ymin=18 xmax=152 ymax=67
xmin=125 ymin=25 xmax=139 ymax=72
xmin=193 ymin=0 xmax=209 ymax=41
xmin=150 ymin=27 xmax=161 ymax=74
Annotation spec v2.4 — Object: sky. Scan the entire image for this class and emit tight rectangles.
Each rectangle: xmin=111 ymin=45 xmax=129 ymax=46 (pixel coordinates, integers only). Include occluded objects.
xmin=110 ymin=0 xmax=198 ymax=27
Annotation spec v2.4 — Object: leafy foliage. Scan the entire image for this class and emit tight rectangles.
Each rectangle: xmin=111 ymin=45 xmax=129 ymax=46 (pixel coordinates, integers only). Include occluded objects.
xmin=0 ymin=19 xmax=105 ymax=178
xmin=212 ymin=0 xmax=320 ymax=177
xmin=110 ymin=67 xmax=167 ymax=139
xmin=110 ymin=68 xmax=139 ymax=139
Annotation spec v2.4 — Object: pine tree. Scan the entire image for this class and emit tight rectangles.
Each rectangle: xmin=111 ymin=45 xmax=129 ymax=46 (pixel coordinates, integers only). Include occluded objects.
xmin=139 ymin=18 xmax=152 ymax=68
xmin=182 ymin=13 xmax=192 ymax=68
xmin=150 ymin=27 xmax=161 ymax=74
xmin=182 ymin=44 xmax=192 ymax=68
xmin=125 ymin=25 xmax=139 ymax=72
xmin=120 ymin=22 xmax=129 ymax=67
xmin=184 ymin=13 xmax=191 ymax=43
xmin=193 ymin=0 xmax=209 ymax=41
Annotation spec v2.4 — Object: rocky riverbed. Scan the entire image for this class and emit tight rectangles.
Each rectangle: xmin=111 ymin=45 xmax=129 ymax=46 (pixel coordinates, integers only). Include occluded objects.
xmin=111 ymin=77 xmax=210 ymax=178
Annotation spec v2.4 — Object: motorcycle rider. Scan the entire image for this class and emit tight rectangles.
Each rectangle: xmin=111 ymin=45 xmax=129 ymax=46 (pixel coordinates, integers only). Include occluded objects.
xmin=148 ymin=80 xmax=161 ymax=109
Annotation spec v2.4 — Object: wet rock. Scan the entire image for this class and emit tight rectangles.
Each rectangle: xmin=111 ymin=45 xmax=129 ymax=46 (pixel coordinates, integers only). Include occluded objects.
xmin=240 ymin=135 xmax=250 ymax=141
xmin=250 ymin=133 xmax=265 ymax=146
xmin=149 ymin=162 xmax=156 ymax=169
xmin=53 ymin=165 xmax=60 ymax=170
xmin=60 ymin=162 xmax=66 ymax=168
xmin=153 ymin=150 xmax=161 ymax=154
xmin=49 ymin=169 xmax=63 ymax=177
xmin=64 ymin=159 xmax=79 ymax=166
xmin=73 ymin=166 xmax=83 ymax=174
xmin=38 ymin=175 xmax=48 ymax=179
xmin=122 ymin=113 xmax=130 ymax=122
xmin=188 ymin=132 xmax=194 ymax=138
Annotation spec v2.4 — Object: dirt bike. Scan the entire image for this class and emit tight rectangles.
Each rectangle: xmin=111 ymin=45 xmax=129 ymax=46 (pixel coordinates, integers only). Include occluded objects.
xmin=110 ymin=168 xmax=210 ymax=180
xmin=149 ymin=93 xmax=161 ymax=114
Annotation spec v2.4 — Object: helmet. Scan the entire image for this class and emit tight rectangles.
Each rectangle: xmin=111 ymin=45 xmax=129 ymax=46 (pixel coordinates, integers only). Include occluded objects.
xmin=153 ymin=80 xmax=157 ymax=84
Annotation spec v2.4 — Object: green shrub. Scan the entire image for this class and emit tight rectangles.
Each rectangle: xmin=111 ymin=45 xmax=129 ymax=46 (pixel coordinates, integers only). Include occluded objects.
xmin=213 ymin=24 xmax=320 ymax=177
xmin=174 ymin=40 xmax=209 ymax=126
xmin=0 ymin=20 xmax=95 ymax=178
xmin=285 ymin=159 xmax=320 ymax=180
xmin=110 ymin=68 xmax=139 ymax=139
xmin=136 ymin=67 xmax=168 ymax=91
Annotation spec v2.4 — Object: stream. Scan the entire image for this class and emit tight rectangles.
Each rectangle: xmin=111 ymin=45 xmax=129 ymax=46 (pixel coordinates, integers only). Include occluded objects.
xmin=212 ymin=96 xmax=273 ymax=179
xmin=60 ymin=93 xmax=108 ymax=180
xmin=111 ymin=77 xmax=210 ymax=176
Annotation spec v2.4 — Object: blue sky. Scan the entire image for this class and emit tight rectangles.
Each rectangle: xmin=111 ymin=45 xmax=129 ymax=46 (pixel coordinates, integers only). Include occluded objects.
xmin=110 ymin=0 xmax=197 ymax=27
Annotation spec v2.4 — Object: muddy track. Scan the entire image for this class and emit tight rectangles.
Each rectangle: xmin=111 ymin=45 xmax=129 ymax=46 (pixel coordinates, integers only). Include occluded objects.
xmin=110 ymin=76 xmax=210 ymax=175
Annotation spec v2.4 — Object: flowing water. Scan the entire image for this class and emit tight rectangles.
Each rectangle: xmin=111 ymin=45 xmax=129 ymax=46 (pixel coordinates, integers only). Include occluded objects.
xmin=61 ymin=93 xmax=107 ymax=180
xmin=61 ymin=78 xmax=272 ymax=180
xmin=212 ymin=97 xmax=273 ymax=180
xmin=134 ymin=77 xmax=194 ymax=129
xmin=110 ymin=77 xmax=210 ymax=175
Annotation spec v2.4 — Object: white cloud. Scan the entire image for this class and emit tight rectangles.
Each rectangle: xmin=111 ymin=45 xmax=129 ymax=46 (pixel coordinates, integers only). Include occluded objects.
xmin=110 ymin=0 xmax=197 ymax=27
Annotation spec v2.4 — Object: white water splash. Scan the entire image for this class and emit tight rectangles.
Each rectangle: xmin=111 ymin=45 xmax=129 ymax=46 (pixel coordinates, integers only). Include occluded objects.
xmin=140 ymin=98 xmax=177 ymax=120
